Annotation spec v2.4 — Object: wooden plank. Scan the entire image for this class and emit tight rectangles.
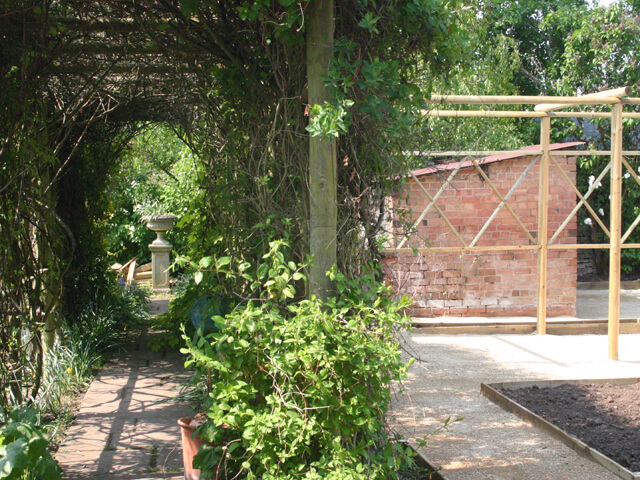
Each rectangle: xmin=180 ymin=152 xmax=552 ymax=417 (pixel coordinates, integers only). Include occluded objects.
xmin=126 ymin=259 xmax=137 ymax=285
xmin=609 ymin=103 xmax=623 ymax=361
xmin=537 ymin=117 xmax=551 ymax=335
xmin=534 ymin=86 xmax=630 ymax=112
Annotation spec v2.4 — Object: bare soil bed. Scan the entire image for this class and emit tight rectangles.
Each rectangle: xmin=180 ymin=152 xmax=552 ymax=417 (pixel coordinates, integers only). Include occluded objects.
xmin=500 ymin=382 xmax=640 ymax=472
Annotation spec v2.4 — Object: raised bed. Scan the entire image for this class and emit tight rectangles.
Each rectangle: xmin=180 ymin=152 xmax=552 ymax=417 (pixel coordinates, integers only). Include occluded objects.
xmin=481 ymin=378 xmax=640 ymax=480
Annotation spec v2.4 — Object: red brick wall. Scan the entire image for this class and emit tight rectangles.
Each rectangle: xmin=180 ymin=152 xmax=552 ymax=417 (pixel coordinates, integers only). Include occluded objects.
xmin=382 ymin=154 xmax=577 ymax=317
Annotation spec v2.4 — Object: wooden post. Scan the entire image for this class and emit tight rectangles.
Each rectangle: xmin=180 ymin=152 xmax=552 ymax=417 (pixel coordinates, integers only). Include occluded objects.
xmin=307 ymin=0 xmax=336 ymax=300
xmin=608 ymin=103 xmax=623 ymax=360
xmin=536 ymin=116 xmax=551 ymax=334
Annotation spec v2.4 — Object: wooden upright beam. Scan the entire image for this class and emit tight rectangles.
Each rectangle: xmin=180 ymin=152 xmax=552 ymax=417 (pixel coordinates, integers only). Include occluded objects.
xmin=307 ymin=0 xmax=336 ymax=300
xmin=608 ymin=103 xmax=624 ymax=360
xmin=537 ymin=117 xmax=551 ymax=334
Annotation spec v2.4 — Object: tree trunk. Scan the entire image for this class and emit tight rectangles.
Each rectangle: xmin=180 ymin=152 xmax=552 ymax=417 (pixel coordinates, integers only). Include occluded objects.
xmin=307 ymin=0 xmax=336 ymax=301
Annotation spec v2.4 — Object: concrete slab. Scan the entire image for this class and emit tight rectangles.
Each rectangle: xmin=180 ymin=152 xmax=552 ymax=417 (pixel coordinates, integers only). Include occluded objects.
xmin=391 ymin=332 xmax=640 ymax=480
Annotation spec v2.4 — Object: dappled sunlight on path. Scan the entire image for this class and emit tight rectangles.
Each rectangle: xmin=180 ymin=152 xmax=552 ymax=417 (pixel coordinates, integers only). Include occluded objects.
xmin=56 ymin=298 xmax=193 ymax=479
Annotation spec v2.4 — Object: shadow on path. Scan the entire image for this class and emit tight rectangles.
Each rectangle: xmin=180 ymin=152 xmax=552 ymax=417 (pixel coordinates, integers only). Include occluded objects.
xmin=56 ymin=297 xmax=193 ymax=480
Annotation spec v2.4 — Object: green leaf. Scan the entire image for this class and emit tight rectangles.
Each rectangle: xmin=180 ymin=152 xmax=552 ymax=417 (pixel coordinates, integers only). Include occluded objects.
xmin=194 ymin=271 xmax=204 ymax=285
xmin=0 ymin=438 xmax=30 ymax=478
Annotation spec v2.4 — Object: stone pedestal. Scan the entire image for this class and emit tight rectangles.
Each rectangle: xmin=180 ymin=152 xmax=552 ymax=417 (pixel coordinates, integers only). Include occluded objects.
xmin=146 ymin=215 xmax=177 ymax=293
xmin=149 ymin=240 xmax=172 ymax=292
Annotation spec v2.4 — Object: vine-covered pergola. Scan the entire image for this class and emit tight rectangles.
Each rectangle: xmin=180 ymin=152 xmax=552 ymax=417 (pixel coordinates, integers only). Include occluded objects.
xmin=385 ymin=87 xmax=640 ymax=361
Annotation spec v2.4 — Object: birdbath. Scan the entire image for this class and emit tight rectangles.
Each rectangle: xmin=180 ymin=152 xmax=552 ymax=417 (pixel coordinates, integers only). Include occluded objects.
xmin=146 ymin=215 xmax=178 ymax=292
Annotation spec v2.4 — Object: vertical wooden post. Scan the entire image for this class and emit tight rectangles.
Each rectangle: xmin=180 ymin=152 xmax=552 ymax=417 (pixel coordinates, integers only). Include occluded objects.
xmin=307 ymin=0 xmax=336 ymax=300
xmin=608 ymin=102 xmax=623 ymax=360
xmin=536 ymin=116 xmax=551 ymax=334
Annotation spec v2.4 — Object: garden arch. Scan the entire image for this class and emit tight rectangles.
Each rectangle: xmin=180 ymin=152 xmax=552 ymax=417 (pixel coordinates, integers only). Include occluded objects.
xmin=384 ymin=87 xmax=640 ymax=360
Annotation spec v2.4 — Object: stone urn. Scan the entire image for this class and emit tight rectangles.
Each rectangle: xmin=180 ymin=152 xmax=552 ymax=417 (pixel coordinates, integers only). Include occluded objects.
xmin=145 ymin=215 xmax=178 ymax=292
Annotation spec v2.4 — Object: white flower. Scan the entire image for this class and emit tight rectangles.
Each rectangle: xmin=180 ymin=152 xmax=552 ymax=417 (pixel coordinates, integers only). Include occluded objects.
xmin=624 ymin=172 xmax=631 ymax=179
xmin=129 ymin=225 xmax=135 ymax=232
xmin=584 ymin=218 xmax=593 ymax=225
xmin=588 ymin=175 xmax=595 ymax=188
xmin=598 ymin=208 xmax=605 ymax=216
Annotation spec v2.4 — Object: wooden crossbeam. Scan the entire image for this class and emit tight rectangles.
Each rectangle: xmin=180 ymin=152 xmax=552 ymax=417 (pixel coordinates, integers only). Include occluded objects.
xmin=469 ymin=155 xmax=538 ymax=247
xmin=466 ymin=154 xmax=537 ymax=244
xmin=396 ymin=159 xmax=466 ymax=249
xmin=408 ymin=170 xmax=468 ymax=248
xmin=426 ymin=94 xmax=624 ymax=105
xmin=621 ymin=157 xmax=640 ymax=243
xmin=535 ymin=87 xmax=630 ymax=112
xmin=549 ymin=155 xmax=610 ymax=239
xmin=548 ymin=161 xmax=612 ymax=244
xmin=422 ymin=110 xmax=640 ymax=119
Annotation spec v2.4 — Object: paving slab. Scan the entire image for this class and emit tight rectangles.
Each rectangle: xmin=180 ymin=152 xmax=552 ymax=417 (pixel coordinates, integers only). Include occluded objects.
xmin=391 ymin=332 xmax=640 ymax=480
xmin=56 ymin=298 xmax=194 ymax=479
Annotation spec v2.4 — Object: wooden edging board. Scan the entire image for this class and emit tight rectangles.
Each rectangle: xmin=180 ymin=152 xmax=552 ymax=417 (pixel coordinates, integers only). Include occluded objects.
xmin=398 ymin=441 xmax=450 ymax=480
xmin=481 ymin=378 xmax=640 ymax=480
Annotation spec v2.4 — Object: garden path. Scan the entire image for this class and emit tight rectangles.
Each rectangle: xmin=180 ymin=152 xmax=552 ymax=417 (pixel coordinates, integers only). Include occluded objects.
xmin=55 ymin=297 xmax=194 ymax=479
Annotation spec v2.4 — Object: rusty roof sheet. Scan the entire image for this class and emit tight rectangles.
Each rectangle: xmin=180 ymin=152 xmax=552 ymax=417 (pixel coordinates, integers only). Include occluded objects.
xmin=410 ymin=141 xmax=585 ymax=178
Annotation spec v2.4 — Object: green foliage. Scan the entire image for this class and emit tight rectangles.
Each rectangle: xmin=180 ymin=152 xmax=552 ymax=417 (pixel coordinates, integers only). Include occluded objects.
xmin=0 ymin=406 xmax=62 ymax=480
xmin=182 ymin=241 xmax=415 ymax=479
xmin=105 ymin=124 xmax=199 ymax=264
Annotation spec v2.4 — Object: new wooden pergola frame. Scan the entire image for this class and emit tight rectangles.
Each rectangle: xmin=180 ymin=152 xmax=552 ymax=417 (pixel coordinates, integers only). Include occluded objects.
xmin=386 ymin=87 xmax=640 ymax=360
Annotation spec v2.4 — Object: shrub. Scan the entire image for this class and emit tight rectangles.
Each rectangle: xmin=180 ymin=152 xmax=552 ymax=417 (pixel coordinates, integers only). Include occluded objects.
xmin=182 ymin=241 xmax=414 ymax=480
xmin=0 ymin=406 xmax=61 ymax=480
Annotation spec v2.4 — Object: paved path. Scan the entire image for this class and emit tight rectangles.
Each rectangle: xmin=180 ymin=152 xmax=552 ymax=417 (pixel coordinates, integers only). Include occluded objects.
xmin=391 ymin=332 xmax=640 ymax=480
xmin=56 ymin=298 xmax=194 ymax=479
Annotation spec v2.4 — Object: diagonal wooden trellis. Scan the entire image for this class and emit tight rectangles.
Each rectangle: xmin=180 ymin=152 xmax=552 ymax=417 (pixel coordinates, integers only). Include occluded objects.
xmin=386 ymin=87 xmax=640 ymax=361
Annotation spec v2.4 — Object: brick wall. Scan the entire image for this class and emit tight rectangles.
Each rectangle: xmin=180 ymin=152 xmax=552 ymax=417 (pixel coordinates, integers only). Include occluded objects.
xmin=382 ymin=154 xmax=578 ymax=317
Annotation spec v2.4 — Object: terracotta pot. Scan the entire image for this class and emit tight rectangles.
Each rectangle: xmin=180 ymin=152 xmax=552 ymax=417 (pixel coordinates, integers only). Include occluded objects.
xmin=178 ymin=416 xmax=209 ymax=480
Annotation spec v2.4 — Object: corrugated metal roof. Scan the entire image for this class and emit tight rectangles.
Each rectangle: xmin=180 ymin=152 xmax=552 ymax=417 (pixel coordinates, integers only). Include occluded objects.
xmin=410 ymin=141 xmax=585 ymax=178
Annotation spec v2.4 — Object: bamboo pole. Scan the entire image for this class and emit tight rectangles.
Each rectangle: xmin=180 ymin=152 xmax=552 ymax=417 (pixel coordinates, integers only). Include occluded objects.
xmin=426 ymin=94 xmax=622 ymax=105
xmin=535 ymin=87 xmax=630 ymax=112
xmin=537 ymin=117 xmax=551 ymax=335
xmin=609 ymin=103 xmax=623 ymax=360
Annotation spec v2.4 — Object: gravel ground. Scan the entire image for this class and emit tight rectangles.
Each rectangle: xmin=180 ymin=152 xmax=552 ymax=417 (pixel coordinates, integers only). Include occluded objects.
xmin=390 ymin=333 xmax=640 ymax=480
